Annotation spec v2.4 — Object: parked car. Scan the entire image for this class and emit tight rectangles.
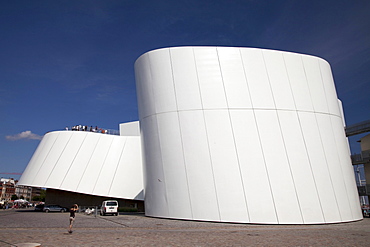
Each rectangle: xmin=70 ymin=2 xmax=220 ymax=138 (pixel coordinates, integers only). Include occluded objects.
xmin=100 ymin=200 xmax=118 ymax=216
xmin=34 ymin=204 xmax=45 ymax=211
xmin=42 ymin=204 xmax=68 ymax=213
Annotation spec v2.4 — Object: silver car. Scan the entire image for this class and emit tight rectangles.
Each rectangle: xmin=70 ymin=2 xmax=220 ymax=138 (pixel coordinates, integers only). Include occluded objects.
xmin=43 ymin=205 xmax=67 ymax=213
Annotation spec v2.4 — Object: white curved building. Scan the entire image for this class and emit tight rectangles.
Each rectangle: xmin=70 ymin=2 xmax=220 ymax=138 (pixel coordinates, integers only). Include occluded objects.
xmin=135 ymin=46 xmax=362 ymax=224
xmin=19 ymin=46 xmax=362 ymax=224
xmin=19 ymin=122 xmax=144 ymax=203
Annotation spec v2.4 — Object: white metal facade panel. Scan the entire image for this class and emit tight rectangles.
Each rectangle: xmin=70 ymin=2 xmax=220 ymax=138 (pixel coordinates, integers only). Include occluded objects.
xmin=60 ymin=133 xmax=101 ymax=191
xmin=19 ymin=132 xmax=55 ymax=186
xmin=140 ymin=115 xmax=169 ymax=217
xmin=240 ymin=48 xmax=275 ymax=109
xmin=230 ymin=110 xmax=277 ymax=224
xmin=119 ymin=121 xmax=140 ymax=136
xmin=263 ymin=50 xmax=295 ymax=110
xmin=283 ymin=52 xmax=314 ymax=112
xmin=217 ymin=47 xmax=252 ymax=109
xmin=148 ymin=49 xmax=177 ymax=114
xmin=277 ymin=110 xmax=325 ymax=223
xmin=76 ymin=134 xmax=113 ymax=194
xmin=45 ymin=132 xmax=88 ymax=188
xmin=204 ymin=109 xmax=249 ymax=223
xmin=35 ymin=132 xmax=73 ymax=186
xmin=254 ymin=110 xmax=303 ymax=224
xmin=109 ymin=137 xmax=143 ymax=199
xmin=93 ymin=137 xmax=127 ymax=197
xmin=330 ymin=116 xmax=363 ymax=220
xmin=170 ymin=47 xmax=203 ymax=111
xmin=135 ymin=53 xmax=155 ymax=119
xmin=316 ymin=114 xmax=353 ymax=222
xmin=193 ymin=47 xmax=228 ymax=109
xmin=157 ymin=112 xmax=193 ymax=219
xmin=302 ymin=56 xmax=329 ymax=114
xmin=319 ymin=60 xmax=341 ymax=116
xmin=178 ymin=110 xmax=220 ymax=221
xmin=298 ymin=112 xmax=342 ymax=223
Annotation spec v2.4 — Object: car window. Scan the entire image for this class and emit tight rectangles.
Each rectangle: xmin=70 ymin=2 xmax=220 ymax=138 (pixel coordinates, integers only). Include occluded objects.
xmin=106 ymin=202 xmax=117 ymax=206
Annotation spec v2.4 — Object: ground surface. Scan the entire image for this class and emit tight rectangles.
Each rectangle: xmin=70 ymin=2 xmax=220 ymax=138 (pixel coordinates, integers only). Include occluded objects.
xmin=1 ymin=209 xmax=369 ymax=246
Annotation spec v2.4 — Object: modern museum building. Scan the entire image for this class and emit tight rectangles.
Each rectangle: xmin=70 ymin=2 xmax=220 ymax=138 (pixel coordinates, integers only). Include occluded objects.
xmin=19 ymin=46 xmax=363 ymax=224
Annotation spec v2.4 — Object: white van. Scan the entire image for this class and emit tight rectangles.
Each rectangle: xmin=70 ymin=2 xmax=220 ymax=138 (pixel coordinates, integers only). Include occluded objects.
xmin=100 ymin=200 xmax=118 ymax=216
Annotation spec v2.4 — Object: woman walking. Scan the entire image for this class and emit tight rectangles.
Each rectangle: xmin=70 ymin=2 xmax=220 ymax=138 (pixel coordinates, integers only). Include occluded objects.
xmin=68 ymin=204 xmax=79 ymax=233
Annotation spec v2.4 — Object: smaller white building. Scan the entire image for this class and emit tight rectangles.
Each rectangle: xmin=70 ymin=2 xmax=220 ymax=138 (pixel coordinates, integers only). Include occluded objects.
xmin=18 ymin=122 xmax=144 ymax=204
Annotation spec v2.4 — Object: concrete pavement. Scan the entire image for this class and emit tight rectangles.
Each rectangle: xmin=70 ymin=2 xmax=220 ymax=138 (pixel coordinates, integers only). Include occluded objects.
xmin=1 ymin=209 xmax=369 ymax=246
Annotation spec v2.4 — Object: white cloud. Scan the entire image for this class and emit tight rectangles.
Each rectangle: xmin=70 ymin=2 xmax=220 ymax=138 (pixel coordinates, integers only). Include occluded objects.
xmin=5 ymin=131 xmax=43 ymax=141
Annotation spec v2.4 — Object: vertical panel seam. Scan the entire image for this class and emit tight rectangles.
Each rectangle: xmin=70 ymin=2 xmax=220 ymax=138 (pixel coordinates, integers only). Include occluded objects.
xmin=318 ymin=61 xmax=353 ymax=219
xmin=45 ymin=134 xmax=72 ymax=185
xmin=309 ymin=94 xmax=342 ymax=221
xmin=302 ymin=55 xmax=342 ymax=221
xmin=263 ymin=50 xmax=301 ymax=223
xmin=282 ymin=54 xmax=325 ymax=223
xmin=76 ymin=135 xmax=102 ymax=191
xmin=216 ymin=47 xmax=250 ymax=221
xmin=108 ymin=137 xmax=128 ymax=195
xmin=328 ymin=115 xmax=354 ymax=219
xmin=300 ymin=56 xmax=315 ymax=113
xmin=148 ymin=51 xmax=170 ymax=217
xmin=60 ymin=132 xmax=89 ymax=188
xmin=169 ymin=48 xmax=194 ymax=219
xmin=276 ymin=110 xmax=305 ymax=223
xmin=193 ymin=47 xmax=222 ymax=221
xmin=91 ymin=137 xmax=115 ymax=194
xmin=240 ymin=49 xmax=278 ymax=223
xmin=31 ymin=132 xmax=60 ymax=185
xmin=22 ymin=134 xmax=48 ymax=179
xmin=45 ymin=132 xmax=74 ymax=185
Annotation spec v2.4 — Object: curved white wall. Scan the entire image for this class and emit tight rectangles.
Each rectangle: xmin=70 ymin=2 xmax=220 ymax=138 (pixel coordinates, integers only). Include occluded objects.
xmin=135 ymin=46 xmax=362 ymax=224
xmin=19 ymin=122 xmax=144 ymax=200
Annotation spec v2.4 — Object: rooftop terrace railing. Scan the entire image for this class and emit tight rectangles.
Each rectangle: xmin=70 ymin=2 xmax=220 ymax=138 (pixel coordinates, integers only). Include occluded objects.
xmin=64 ymin=126 xmax=120 ymax=136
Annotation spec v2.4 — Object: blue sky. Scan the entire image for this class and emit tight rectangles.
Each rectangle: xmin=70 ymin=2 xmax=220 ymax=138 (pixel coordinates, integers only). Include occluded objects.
xmin=1 ymin=0 xmax=369 ymax=180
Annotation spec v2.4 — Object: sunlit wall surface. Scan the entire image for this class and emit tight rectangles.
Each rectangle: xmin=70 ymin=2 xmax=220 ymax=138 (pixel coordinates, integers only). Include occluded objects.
xmin=135 ymin=46 xmax=362 ymax=224
xmin=18 ymin=122 xmax=144 ymax=200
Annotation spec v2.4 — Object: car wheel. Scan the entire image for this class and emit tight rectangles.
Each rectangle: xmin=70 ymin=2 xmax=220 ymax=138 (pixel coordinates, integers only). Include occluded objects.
xmin=61 ymin=209 xmax=65 ymax=213
xmin=45 ymin=209 xmax=49 ymax=213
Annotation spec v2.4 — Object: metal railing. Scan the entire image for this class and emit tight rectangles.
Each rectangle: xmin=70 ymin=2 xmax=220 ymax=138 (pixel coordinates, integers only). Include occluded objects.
xmin=64 ymin=126 xmax=120 ymax=136
xmin=345 ymin=119 xmax=370 ymax=137
xmin=351 ymin=150 xmax=370 ymax=165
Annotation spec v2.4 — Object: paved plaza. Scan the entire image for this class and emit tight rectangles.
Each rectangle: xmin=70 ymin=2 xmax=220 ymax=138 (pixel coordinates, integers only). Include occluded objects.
xmin=1 ymin=209 xmax=369 ymax=246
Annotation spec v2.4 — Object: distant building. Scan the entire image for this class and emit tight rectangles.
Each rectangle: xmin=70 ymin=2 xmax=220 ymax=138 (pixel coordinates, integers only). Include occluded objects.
xmin=15 ymin=184 xmax=32 ymax=201
xmin=1 ymin=178 xmax=42 ymax=204
xmin=0 ymin=178 xmax=15 ymax=202
xmin=30 ymin=187 xmax=42 ymax=201
xmin=359 ymin=134 xmax=370 ymax=204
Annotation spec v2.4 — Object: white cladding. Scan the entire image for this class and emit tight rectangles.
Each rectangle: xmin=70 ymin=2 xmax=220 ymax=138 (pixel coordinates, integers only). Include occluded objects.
xmin=134 ymin=46 xmax=362 ymax=224
xmin=18 ymin=122 xmax=144 ymax=200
